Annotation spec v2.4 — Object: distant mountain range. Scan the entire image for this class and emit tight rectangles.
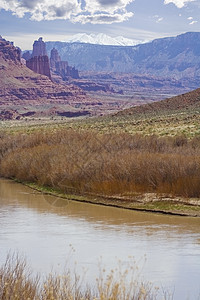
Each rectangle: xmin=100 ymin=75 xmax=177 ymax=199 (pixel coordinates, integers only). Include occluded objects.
xmin=45 ymin=32 xmax=200 ymax=84
xmin=65 ymin=33 xmax=145 ymax=46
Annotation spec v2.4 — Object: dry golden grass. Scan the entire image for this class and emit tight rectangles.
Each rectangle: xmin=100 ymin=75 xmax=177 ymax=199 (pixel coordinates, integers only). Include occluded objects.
xmin=0 ymin=254 xmax=166 ymax=300
xmin=0 ymin=129 xmax=200 ymax=198
xmin=0 ymin=254 xmax=39 ymax=300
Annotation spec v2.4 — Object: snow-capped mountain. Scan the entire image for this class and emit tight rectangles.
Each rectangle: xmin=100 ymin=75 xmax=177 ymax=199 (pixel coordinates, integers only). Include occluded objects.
xmin=45 ymin=32 xmax=200 ymax=81
xmin=65 ymin=33 xmax=146 ymax=46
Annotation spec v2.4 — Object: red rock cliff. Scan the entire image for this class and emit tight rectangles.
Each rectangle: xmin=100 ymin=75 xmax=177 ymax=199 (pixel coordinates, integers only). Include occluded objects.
xmin=26 ymin=55 xmax=51 ymax=79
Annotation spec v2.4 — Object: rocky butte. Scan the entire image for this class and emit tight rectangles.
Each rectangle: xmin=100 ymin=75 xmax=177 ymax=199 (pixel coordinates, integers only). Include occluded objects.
xmin=26 ymin=55 xmax=51 ymax=79
xmin=26 ymin=37 xmax=51 ymax=79
xmin=24 ymin=38 xmax=79 ymax=82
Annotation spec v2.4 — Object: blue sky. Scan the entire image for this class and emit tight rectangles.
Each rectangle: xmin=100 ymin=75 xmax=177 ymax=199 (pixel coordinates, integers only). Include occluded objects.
xmin=0 ymin=0 xmax=200 ymax=49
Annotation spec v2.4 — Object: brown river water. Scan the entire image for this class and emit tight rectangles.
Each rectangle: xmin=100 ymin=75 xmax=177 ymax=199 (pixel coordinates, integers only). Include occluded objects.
xmin=0 ymin=179 xmax=200 ymax=299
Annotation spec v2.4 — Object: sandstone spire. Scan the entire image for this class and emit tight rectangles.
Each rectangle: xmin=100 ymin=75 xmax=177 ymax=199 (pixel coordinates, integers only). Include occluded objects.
xmin=32 ymin=37 xmax=47 ymax=57
xmin=50 ymin=48 xmax=61 ymax=69
xmin=26 ymin=37 xmax=51 ymax=79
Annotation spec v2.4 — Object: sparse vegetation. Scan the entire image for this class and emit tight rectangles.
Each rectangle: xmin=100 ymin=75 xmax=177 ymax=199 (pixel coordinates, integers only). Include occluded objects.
xmin=0 ymin=253 xmax=169 ymax=300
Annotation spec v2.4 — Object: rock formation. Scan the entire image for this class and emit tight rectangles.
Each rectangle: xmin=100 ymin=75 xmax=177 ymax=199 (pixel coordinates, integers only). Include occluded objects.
xmin=26 ymin=37 xmax=51 ymax=79
xmin=0 ymin=36 xmax=104 ymax=120
xmin=26 ymin=55 xmax=51 ymax=79
xmin=50 ymin=47 xmax=79 ymax=80
xmin=68 ymin=66 xmax=79 ymax=79
xmin=50 ymin=47 xmax=61 ymax=69
xmin=0 ymin=37 xmax=88 ymax=104
xmin=23 ymin=39 xmax=79 ymax=81
xmin=32 ymin=37 xmax=47 ymax=57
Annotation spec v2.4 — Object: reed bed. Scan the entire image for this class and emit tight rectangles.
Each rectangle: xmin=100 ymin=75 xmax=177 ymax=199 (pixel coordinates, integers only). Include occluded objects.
xmin=0 ymin=129 xmax=200 ymax=197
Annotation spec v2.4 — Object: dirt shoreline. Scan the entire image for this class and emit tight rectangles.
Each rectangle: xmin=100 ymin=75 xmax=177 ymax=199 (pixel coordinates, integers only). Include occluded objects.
xmin=17 ymin=180 xmax=200 ymax=217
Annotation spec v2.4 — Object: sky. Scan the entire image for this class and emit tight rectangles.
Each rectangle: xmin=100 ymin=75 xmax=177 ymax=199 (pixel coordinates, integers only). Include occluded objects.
xmin=0 ymin=0 xmax=200 ymax=49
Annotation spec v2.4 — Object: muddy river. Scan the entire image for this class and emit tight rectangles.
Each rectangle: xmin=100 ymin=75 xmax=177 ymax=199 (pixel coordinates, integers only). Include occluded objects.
xmin=0 ymin=179 xmax=199 ymax=299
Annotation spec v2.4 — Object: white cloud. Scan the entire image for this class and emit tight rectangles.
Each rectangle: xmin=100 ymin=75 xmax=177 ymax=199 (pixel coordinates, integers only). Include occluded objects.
xmin=84 ymin=0 xmax=133 ymax=14
xmin=186 ymin=16 xmax=197 ymax=25
xmin=73 ymin=12 xmax=133 ymax=24
xmin=164 ymin=0 xmax=195 ymax=8
xmin=152 ymin=15 xmax=164 ymax=23
xmin=0 ymin=0 xmax=135 ymax=23
xmin=156 ymin=17 xmax=163 ymax=23
xmin=0 ymin=0 xmax=81 ymax=20
xmin=189 ymin=20 xmax=197 ymax=25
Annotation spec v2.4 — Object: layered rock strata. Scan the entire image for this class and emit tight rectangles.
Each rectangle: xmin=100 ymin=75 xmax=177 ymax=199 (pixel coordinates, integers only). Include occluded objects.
xmin=26 ymin=37 xmax=51 ymax=79
xmin=26 ymin=55 xmax=51 ymax=79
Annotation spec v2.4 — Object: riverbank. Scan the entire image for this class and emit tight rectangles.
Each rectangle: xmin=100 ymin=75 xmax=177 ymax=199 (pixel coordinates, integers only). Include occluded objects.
xmin=21 ymin=180 xmax=200 ymax=217
xmin=1 ymin=128 xmax=200 ymax=217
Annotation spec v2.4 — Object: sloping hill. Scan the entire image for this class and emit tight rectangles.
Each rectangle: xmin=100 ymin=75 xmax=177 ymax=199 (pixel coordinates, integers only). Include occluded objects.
xmin=116 ymin=87 xmax=200 ymax=117
xmin=73 ymin=87 xmax=200 ymax=138
xmin=112 ymin=88 xmax=200 ymax=137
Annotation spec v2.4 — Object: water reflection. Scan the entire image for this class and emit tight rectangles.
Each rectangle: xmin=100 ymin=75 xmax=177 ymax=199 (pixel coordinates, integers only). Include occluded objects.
xmin=0 ymin=179 xmax=200 ymax=300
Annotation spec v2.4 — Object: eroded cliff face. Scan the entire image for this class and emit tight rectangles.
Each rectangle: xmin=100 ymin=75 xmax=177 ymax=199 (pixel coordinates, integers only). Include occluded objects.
xmin=0 ymin=36 xmax=21 ymax=63
xmin=50 ymin=47 xmax=61 ymax=69
xmin=26 ymin=55 xmax=51 ymax=79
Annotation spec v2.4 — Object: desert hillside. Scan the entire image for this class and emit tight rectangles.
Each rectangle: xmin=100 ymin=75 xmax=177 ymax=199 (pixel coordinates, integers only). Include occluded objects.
xmin=116 ymin=87 xmax=200 ymax=117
